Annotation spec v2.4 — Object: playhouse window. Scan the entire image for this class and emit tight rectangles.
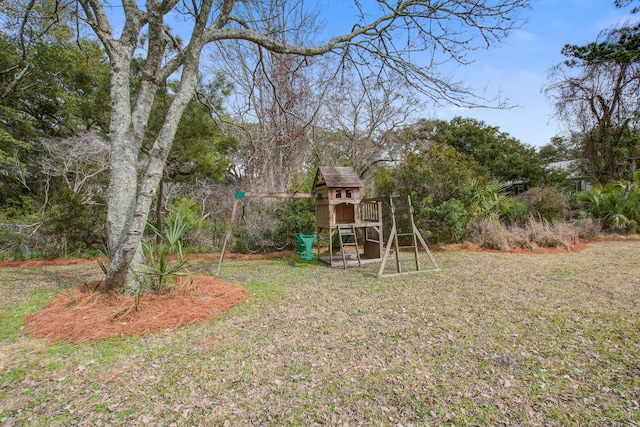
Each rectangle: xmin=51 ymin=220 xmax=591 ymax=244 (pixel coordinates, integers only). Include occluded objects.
xmin=336 ymin=190 xmax=342 ymax=199
xmin=346 ymin=190 xmax=352 ymax=198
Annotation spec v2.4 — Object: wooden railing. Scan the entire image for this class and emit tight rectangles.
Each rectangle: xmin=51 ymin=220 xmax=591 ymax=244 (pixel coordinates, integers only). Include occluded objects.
xmin=360 ymin=199 xmax=381 ymax=223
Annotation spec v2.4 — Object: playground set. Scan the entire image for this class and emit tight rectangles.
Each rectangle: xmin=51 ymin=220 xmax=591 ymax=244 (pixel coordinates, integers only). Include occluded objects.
xmin=216 ymin=166 xmax=439 ymax=277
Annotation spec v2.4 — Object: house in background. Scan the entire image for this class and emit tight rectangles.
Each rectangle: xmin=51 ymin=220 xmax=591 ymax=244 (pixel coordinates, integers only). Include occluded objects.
xmin=547 ymin=160 xmax=591 ymax=193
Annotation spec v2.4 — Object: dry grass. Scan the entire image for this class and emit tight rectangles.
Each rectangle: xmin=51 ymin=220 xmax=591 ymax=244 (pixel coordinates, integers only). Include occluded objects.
xmin=1 ymin=241 xmax=639 ymax=426
xmin=468 ymin=218 xmax=590 ymax=251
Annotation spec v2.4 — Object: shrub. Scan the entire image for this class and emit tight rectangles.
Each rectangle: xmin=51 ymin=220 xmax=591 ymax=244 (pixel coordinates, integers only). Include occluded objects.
xmin=42 ymin=188 xmax=106 ymax=256
xmin=577 ymin=180 xmax=640 ymax=232
xmin=388 ymin=143 xmax=488 ymax=244
xmin=508 ymin=201 xmax=530 ymax=225
xmin=467 ymin=179 xmax=516 ymax=221
xmin=504 ymin=225 xmax=536 ymax=250
xmin=227 ymin=197 xmax=316 ymax=254
xmin=467 ymin=217 xmax=583 ymax=251
xmin=515 ymin=188 xmax=568 ymax=222
xmin=572 ymin=218 xmax=602 ymax=238
xmin=0 ymin=222 xmax=40 ymax=259
xmin=433 ymin=198 xmax=469 ymax=242
xmin=525 ymin=218 xmax=579 ymax=250
xmin=142 ymin=208 xmax=191 ymax=295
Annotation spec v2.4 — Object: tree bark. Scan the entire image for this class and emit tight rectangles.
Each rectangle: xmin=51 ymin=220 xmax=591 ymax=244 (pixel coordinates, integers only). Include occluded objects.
xmin=155 ymin=178 xmax=164 ymax=245
xmin=624 ymin=157 xmax=637 ymax=199
xmin=104 ymin=49 xmax=143 ymax=291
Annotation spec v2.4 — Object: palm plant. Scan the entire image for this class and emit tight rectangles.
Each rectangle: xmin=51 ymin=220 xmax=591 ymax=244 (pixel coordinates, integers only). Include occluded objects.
xmin=467 ymin=178 xmax=516 ymax=221
xmin=577 ymin=178 xmax=640 ymax=231
xmin=577 ymin=186 xmax=603 ymax=219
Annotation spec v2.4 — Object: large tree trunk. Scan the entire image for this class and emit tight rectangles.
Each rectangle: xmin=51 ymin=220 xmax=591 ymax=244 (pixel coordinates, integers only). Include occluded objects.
xmin=103 ymin=44 xmax=205 ymax=293
xmin=103 ymin=50 xmax=144 ymax=292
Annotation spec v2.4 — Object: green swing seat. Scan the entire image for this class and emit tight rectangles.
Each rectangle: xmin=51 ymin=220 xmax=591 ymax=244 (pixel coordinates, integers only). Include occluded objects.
xmin=294 ymin=233 xmax=318 ymax=260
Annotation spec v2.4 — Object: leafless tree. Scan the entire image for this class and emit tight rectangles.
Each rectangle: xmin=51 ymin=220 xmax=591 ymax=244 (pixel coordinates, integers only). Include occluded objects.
xmin=312 ymin=68 xmax=423 ymax=184
xmin=545 ymin=26 xmax=640 ymax=184
xmin=208 ymin=1 xmax=335 ymax=192
xmin=37 ymin=131 xmax=110 ymax=208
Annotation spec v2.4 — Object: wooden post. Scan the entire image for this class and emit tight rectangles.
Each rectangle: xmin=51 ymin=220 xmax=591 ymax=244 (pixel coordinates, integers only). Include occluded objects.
xmin=215 ymin=198 xmax=239 ymax=277
xmin=377 ymin=222 xmax=397 ymax=278
xmin=377 ymin=195 xmax=440 ymax=278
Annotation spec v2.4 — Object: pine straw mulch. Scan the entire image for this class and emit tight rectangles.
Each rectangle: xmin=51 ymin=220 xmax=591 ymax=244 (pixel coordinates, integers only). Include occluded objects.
xmin=431 ymin=241 xmax=592 ymax=254
xmin=24 ymin=275 xmax=247 ymax=344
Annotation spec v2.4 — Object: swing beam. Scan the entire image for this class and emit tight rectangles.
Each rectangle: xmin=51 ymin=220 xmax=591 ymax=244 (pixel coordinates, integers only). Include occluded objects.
xmin=216 ymin=191 xmax=315 ymax=276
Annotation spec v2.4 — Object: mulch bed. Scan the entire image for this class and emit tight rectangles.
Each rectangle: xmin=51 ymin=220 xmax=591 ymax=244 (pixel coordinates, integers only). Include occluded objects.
xmin=24 ymin=275 xmax=247 ymax=344
xmin=430 ymin=242 xmax=592 ymax=254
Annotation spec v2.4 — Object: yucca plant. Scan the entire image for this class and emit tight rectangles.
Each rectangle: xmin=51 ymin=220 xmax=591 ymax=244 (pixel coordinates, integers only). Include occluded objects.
xmin=141 ymin=207 xmax=192 ymax=294
xmin=142 ymin=240 xmax=190 ymax=294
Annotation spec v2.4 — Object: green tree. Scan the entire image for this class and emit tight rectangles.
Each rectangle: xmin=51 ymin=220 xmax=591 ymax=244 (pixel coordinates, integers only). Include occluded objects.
xmin=143 ymin=78 xmax=236 ymax=185
xmin=538 ymin=136 xmax=574 ymax=164
xmin=141 ymin=74 xmax=236 ymax=240
xmin=0 ymin=2 xmax=111 ymax=253
xmin=379 ymin=141 xmax=487 ymax=243
xmin=0 ymin=7 xmax=110 ymax=251
xmin=536 ymin=136 xmax=586 ymax=190
xmin=430 ymin=117 xmax=546 ymax=186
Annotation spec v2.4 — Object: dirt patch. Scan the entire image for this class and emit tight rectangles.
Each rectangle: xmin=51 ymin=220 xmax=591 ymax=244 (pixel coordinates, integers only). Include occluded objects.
xmin=24 ymin=275 xmax=247 ymax=343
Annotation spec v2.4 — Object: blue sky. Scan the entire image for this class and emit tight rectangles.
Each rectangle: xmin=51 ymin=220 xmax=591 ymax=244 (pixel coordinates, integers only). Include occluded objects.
xmin=319 ymin=0 xmax=637 ymax=148
xmin=428 ymin=0 xmax=637 ymax=148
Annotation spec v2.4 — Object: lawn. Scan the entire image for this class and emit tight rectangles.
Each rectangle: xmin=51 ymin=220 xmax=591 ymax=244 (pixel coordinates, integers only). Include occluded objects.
xmin=1 ymin=240 xmax=639 ymax=426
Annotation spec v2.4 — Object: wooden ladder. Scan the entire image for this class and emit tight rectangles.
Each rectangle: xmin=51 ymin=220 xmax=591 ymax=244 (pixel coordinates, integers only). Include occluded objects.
xmin=390 ymin=198 xmax=420 ymax=274
xmin=337 ymin=224 xmax=361 ymax=268
xmin=377 ymin=195 xmax=440 ymax=277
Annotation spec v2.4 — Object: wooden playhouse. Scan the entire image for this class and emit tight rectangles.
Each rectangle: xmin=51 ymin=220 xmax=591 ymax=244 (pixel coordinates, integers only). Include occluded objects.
xmin=313 ymin=166 xmax=385 ymax=267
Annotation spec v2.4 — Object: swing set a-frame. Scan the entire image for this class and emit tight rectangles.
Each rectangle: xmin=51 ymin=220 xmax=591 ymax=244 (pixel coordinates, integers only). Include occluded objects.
xmin=215 ymin=167 xmax=439 ymax=277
